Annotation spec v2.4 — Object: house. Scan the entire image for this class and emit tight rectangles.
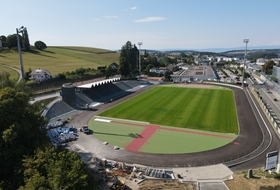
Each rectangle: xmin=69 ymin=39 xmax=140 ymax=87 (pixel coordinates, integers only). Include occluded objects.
xmin=108 ymin=62 xmax=118 ymax=69
xmin=149 ymin=67 xmax=167 ymax=75
xmin=30 ymin=68 xmax=51 ymax=82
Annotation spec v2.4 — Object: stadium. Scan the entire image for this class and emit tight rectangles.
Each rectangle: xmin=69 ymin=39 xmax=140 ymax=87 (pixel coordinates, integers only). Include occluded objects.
xmin=44 ymin=77 xmax=268 ymax=170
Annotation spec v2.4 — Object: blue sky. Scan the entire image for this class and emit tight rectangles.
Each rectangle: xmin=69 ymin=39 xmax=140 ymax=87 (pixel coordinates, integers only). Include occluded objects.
xmin=1 ymin=0 xmax=280 ymax=51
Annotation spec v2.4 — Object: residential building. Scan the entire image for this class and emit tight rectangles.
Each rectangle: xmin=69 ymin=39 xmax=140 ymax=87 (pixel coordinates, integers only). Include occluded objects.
xmin=30 ymin=68 xmax=51 ymax=82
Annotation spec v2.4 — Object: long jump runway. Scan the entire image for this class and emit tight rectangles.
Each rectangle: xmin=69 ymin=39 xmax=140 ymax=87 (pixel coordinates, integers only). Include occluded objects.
xmin=70 ymin=85 xmax=267 ymax=168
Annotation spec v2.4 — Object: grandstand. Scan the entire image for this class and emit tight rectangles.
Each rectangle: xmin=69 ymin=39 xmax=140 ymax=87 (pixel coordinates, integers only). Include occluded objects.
xmin=45 ymin=79 xmax=148 ymax=120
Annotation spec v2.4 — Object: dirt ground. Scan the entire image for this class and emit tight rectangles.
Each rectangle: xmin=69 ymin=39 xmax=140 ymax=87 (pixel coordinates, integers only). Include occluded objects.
xmin=108 ymin=169 xmax=280 ymax=190
xmin=137 ymin=172 xmax=280 ymax=190
xmin=76 ymin=150 xmax=280 ymax=190
xmin=225 ymin=169 xmax=280 ymax=190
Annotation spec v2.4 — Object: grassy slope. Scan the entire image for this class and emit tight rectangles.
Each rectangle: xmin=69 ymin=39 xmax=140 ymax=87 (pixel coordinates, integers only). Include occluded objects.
xmin=99 ymin=86 xmax=238 ymax=134
xmin=0 ymin=65 xmax=19 ymax=80
xmin=0 ymin=46 xmax=119 ymax=75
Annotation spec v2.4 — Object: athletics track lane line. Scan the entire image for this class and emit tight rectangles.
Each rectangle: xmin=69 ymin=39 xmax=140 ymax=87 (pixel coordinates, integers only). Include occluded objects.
xmin=124 ymin=125 xmax=159 ymax=152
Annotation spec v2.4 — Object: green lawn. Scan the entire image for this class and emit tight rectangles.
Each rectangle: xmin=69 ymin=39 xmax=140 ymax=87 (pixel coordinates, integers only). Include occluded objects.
xmin=88 ymin=119 xmax=144 ymax=147
xmin=88 ymin=118 xmax=237 ymax=154
xmin=139 ymin=129 xmax=236 ymax=154
xmin=0 ymin=46 xmax=119 ymax=75
xmin=0 ymin=65 xmax=19 ymax=80
xmin=98 ymin=86 xmax=238 ymax=134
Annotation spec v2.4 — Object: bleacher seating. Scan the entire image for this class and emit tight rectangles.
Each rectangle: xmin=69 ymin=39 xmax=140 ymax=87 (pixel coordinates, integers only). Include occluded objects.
xmin=77 ymin=80 xmax=142 ymax=105
xmin=45 ymin=101 xmax=75 ymax=120
xmin=75 ymin=93 xmax=95 ymax=108
xmin=46 ymin=80 xmax=147 ymax=119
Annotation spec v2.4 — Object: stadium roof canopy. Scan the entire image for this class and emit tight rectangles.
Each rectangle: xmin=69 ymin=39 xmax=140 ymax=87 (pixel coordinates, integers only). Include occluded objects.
xmin=77 ymin=77 xmax=121 ymax=89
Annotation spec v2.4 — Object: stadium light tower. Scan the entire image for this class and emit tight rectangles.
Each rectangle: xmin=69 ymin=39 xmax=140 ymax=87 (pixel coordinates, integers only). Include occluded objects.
xmin=138 ymin=42 xmax=143 ymax=76
xmin=16 ymin=26 xmax=25 ymax=83
xmin=242 ymin=39 xmax=249 ymax=88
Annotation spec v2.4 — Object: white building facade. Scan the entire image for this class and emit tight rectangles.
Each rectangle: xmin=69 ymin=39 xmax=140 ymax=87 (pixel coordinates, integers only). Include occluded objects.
xmin=30 ymin=68 xmax=51 ymax=82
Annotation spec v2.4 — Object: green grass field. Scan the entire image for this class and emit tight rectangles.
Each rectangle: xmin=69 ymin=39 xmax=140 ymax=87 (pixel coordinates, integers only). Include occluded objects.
xmin=0 ymin=65 xmax=19 ymax=80
xmin=88 ymin=118 xmax=237 ymax=154
xmin=98 ymin=86 xmax=238 ymax=134
xmin=0 ymin=46 xmax=119 ymax=75
xmin=139 ymin=129 xmax=236 ymax=153
xmin=88 ymin=119 xmax=144 ymax=148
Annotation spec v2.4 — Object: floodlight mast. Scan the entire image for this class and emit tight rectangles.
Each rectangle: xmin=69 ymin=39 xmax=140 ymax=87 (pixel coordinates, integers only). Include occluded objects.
xmin=16 ymin=27 xmax=25 ymax=83
xmin=242 ymin=39 xmax=249 ymax=88
xmin=138 ymin=42 xmax=143 ymax=76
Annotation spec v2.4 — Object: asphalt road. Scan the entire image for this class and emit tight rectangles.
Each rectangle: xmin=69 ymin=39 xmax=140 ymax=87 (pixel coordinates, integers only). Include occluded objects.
xmin=65 ymin=84 xmax=280 ymax=170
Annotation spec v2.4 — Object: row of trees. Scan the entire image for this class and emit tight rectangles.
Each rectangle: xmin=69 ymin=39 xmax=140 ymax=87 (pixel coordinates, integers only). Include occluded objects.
xmin=0 ymin=78 xmax=97 ymax=189
xmin=0 ymin=27 xmax=30 ymax=50
xmin=1 ymin=27 xmax=47 ymax=51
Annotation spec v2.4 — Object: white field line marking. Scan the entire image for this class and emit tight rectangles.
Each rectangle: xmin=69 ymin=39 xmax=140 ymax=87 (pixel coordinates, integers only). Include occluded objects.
xmin=94 ymin=118 xmax=111 ymax=123
xmin=95 ymin=116 xmax=150 ymax=124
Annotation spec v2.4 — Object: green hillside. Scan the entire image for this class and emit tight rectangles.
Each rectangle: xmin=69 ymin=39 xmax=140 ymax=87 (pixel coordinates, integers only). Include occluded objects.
xmin=0 ymin=65 xmax=19 ymax=80
xmin=0 ymin=46 xmax=119 ymax=75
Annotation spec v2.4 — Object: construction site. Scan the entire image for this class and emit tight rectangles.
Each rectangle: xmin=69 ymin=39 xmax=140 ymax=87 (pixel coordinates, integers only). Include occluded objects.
xmin=73 ymin=147 xmax=198 ymax=190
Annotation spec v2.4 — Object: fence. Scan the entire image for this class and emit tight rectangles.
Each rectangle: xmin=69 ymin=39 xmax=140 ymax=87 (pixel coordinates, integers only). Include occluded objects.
xmin=251 ymin=87 xmax=280 ymax=138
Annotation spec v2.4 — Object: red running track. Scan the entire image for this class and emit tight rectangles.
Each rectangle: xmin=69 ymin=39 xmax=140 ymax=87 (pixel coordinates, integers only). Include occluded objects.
xmin=125 ymin=125 xmax=159 ymax=152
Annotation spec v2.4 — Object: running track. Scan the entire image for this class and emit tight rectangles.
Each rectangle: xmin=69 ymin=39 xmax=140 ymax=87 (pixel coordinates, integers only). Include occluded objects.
xmin=69 ymin=84 xmax=277 ymax=170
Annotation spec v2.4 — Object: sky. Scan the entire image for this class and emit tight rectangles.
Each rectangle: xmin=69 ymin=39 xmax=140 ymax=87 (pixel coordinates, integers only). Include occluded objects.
xmin=1 ymin=0 xmax=280 ymax=51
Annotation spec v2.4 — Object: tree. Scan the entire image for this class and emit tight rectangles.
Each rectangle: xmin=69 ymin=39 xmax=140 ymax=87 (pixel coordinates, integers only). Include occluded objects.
xmin=180 ymin=53 xmax=187 ymax=58
xmin=34 ymin=41 xmax=47 ymax=50
xmin=160 ymin=57 xmax=175 ymax=66
xmin=164 ymin=70 xmax=172 ymax=81
xmin=58 ymin=73 xmax=66 ymax=79
xmin=118 ymin=41 xmax=139 ymax=77
xmin=0 ymin=87 xmax=48 ymax=189
xmin=262 ymin=60 xmax=276 ymax=74
xmin=20 ymin=146 xmax=93 ymax=190
xmin=0 ymin=71 xmax=11 ymax=88
xmin=6 ymin=34 xmax=19 ymax=48
xmin=145 ymin=64 xmax=154 ymax=73
xmin=0 ymin=35 xmax=7 ymax=47
xmin=118 ymin=57 xmax=130 ymax=77
xmin=75 ymin=68 xmax=86 ymax=75
xmin=25 ymin=68 xmax=32 ymax=82
xmin=0 ymin=83 xmax=98 ymax=189
xmin=22 ymin=27 xmax=30 ymax=51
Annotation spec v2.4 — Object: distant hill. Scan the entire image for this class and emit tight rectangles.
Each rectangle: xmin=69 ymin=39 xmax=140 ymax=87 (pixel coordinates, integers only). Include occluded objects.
xmin=221 ymin=49 xmax=280 ymax=60
xmin=0 ymin=46 xmax=119 ymax=75
xmin=158 ymin=45 xmax=280 ymax=53
xmin=145 ymin=47 xmax=280 ymax=60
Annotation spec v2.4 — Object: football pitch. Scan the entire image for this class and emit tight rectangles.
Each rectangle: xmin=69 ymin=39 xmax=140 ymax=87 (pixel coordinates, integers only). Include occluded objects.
xmin=98 ymin=86 xmax=238 ymax=134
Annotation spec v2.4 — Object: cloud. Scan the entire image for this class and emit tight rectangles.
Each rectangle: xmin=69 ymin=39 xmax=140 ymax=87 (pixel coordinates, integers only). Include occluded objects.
xmin=93 ymin=18 xmax=100 ymax=21
xmin=104 ymin=15 xmax=118 ymax=19
xmin=134 ymin=17 xmax=166 ymax=23
xmin=131 ymin=7 xmax=137 ymax=10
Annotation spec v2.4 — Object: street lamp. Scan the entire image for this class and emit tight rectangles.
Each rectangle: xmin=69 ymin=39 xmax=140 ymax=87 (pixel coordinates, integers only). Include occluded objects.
xmin=242 ymin=39 xmax=249 ymax=88
xmin=138 ymin=42 xmax=143 ymax=76
xmin=16 ymin=26 xmax=25 ymax=83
